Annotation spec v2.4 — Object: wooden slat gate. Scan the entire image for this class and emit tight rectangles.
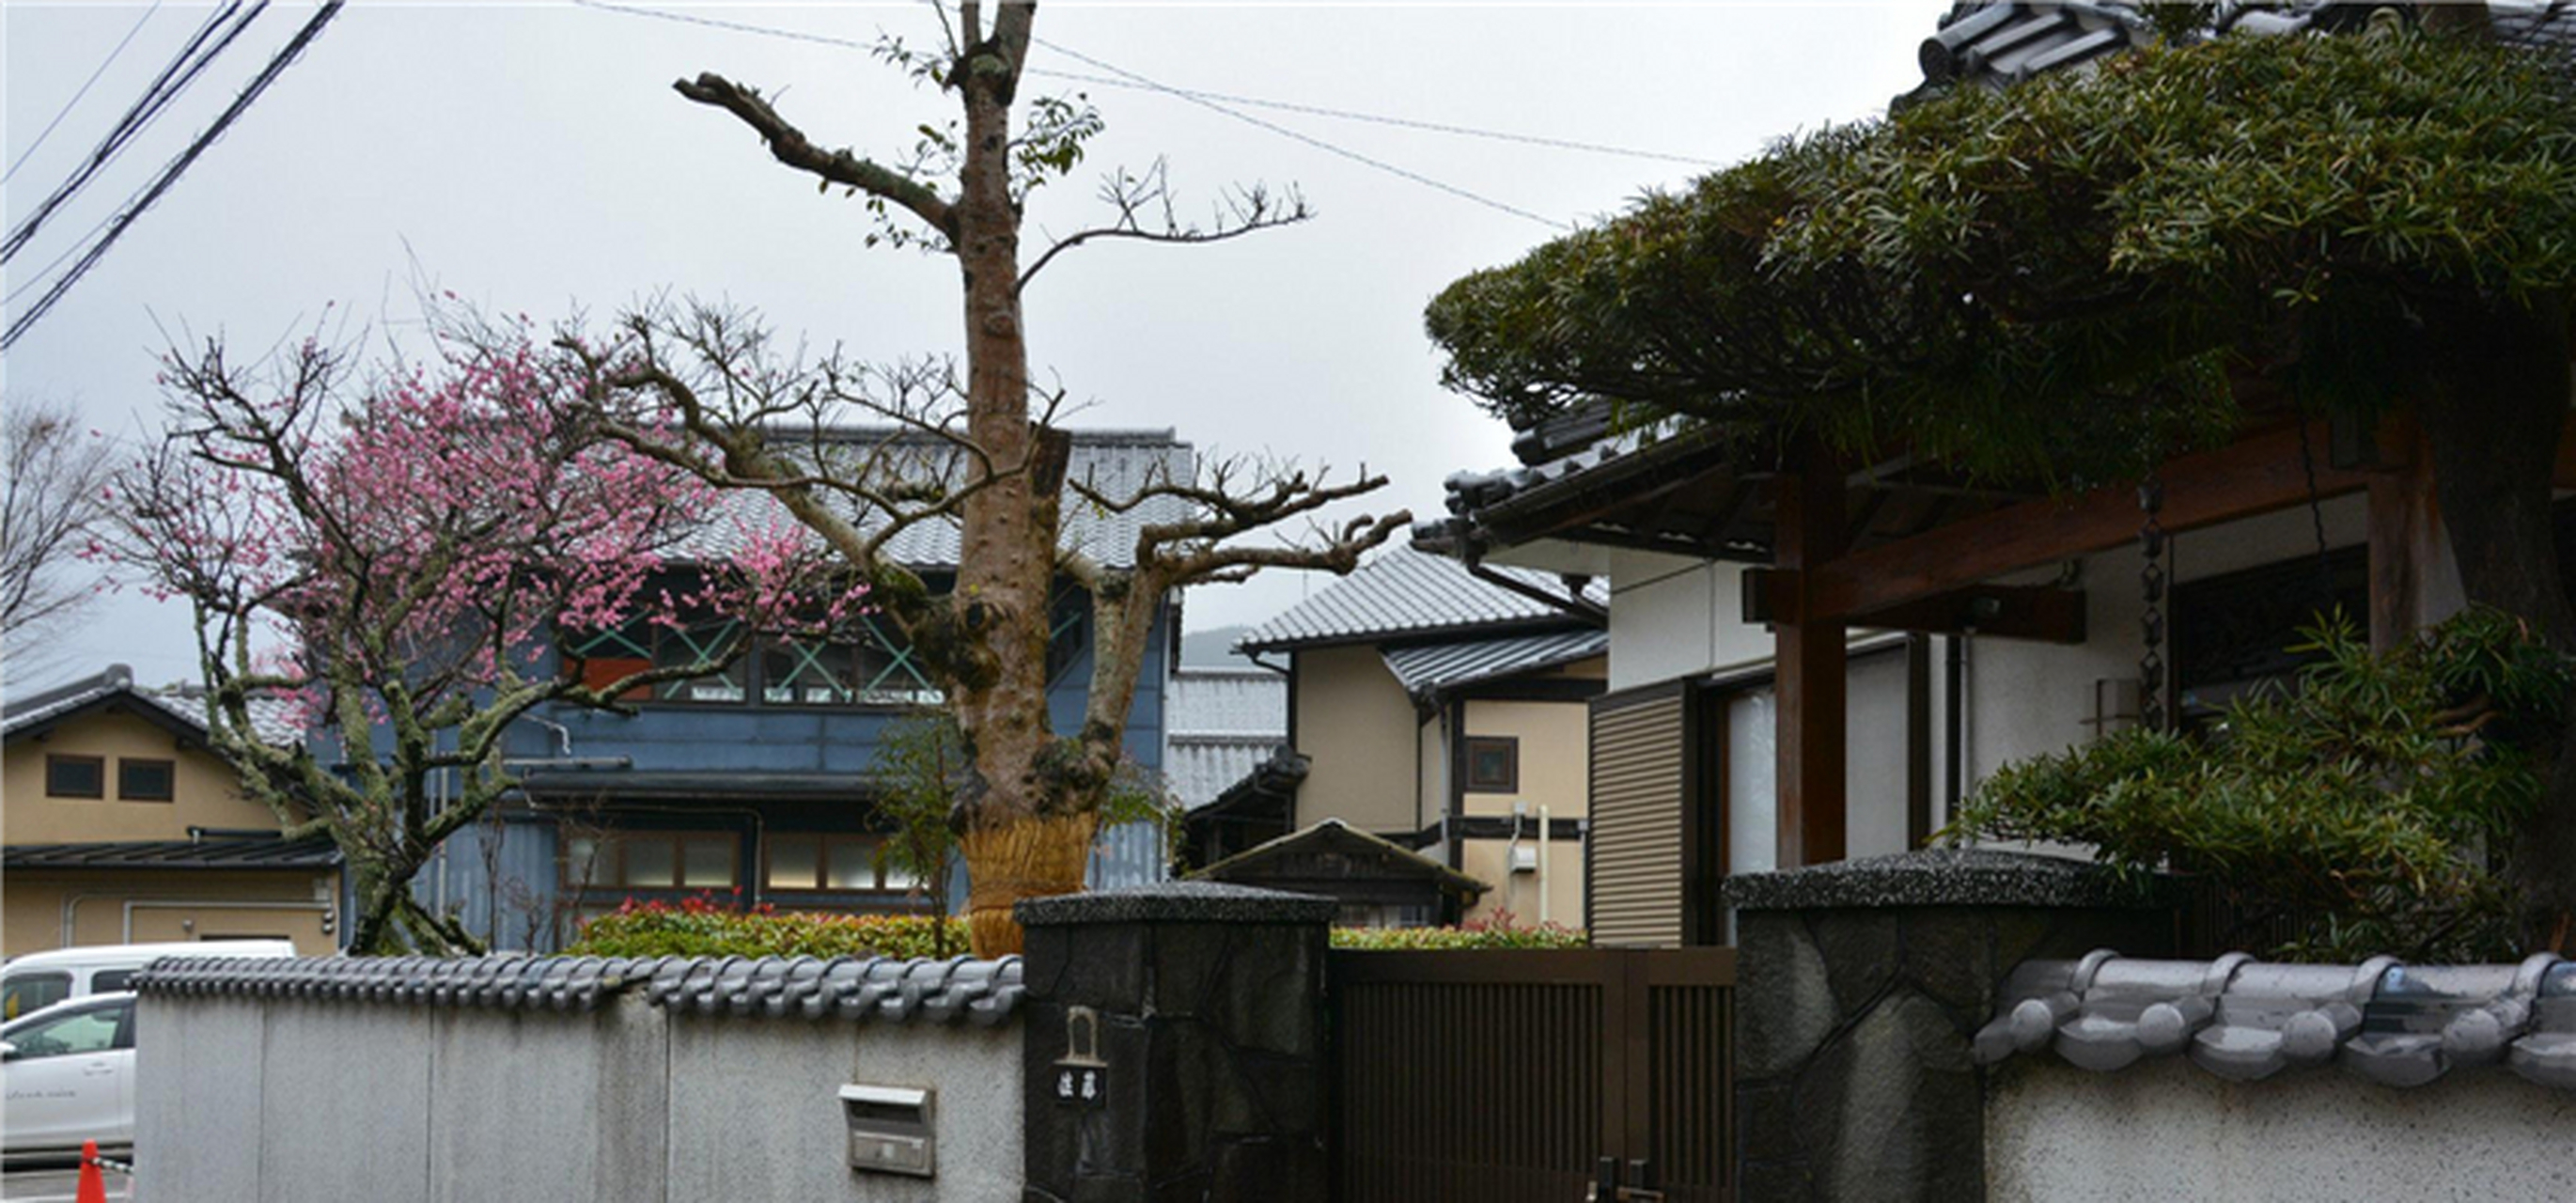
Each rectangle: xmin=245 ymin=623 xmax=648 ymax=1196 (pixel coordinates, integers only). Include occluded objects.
xmin=1331 ymin=947 xmax=1736 ymax=1203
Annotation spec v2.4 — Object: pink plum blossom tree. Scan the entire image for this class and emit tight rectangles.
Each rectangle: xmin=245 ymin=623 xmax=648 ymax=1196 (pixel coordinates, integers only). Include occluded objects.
xmin=117 ymin=321 xmax=860 ymax=954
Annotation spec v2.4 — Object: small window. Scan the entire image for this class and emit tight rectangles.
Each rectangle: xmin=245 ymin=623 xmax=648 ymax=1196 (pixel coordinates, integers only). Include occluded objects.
xmin=565 ymin=830 xmax=742 ymax=892
xmin=89 ymin=969 xmax=136 ymax=993
xmin=1463 ymin=736 xmax=1520 ymax=793
xmin=45 ymin=755 xmax=103 ymax=799
xmin=763 ymin=833 xmax=889 ymax=892
xmin=118 ymin=758 xmax=176 ymax=802
xmin=1 ymin=1001 xmax=124 ymax=1060
xmin=1 ymin=972 xmax=71 ymax=1022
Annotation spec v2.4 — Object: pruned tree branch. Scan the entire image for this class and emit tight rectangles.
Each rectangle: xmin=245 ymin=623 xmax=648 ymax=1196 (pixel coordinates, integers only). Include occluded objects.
xmin=674 ymin=72 xmax=958 ymax=242
xmin=1022 ymin=159 xmax=1311 ymax=290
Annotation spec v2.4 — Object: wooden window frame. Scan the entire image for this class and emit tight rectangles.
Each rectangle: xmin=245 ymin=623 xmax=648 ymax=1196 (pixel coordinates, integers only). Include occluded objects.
xmin=1461 ymin=735 xmax=1520 ymax=794
xmin=117 ymin=758 xmax=176 ymax=803
xmin=44 ymin=754 xmax=104 ymax=799
xmin=562 ymin=829 xmax=742 ymax=893
xmin=760 ymin=832 xmax=893 ymax=894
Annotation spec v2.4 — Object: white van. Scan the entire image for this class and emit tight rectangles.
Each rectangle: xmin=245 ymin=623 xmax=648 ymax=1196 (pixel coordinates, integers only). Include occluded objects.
xmin=0 ymin=940 xmax=296 ymax=1021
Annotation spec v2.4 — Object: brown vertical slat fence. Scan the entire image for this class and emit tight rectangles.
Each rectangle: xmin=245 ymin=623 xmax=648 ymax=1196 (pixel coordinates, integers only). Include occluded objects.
xmin=1331 ymin=947 xmax=1736 ymax=1203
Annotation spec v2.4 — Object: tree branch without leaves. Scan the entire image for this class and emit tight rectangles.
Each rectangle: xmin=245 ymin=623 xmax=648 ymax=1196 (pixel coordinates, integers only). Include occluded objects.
xmin=673 ymin=72 xmax=958 ymax=241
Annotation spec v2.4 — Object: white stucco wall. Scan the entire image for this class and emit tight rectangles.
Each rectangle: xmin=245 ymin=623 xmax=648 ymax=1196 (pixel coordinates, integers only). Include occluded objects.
xmin=1987 ymin=1057 xmax=2576 ymax=1201
xmin=135 ymin=992 xmax=1023 ymax=1203
xmin=1588 ymin=497 xmax=2374 ymax=858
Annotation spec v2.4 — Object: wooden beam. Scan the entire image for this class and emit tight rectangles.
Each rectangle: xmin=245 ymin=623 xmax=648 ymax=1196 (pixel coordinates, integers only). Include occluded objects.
xmin=1773 ymin=440 xmax=1847 ymax=868
xmin=1744 ymin=572 xmax=2087 ymax=644
xmin=2368 ymin=419 xmax=2464 ymax=650
xmin=1806 ymin=424 xmax=2381 ymax=620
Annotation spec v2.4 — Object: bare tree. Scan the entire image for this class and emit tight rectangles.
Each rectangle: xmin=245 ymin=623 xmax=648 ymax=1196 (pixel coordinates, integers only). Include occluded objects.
xmin=1 ymin=398 xmax=119 ymax=675
xmin=566 ymin=1 xmax=1403 ymax=952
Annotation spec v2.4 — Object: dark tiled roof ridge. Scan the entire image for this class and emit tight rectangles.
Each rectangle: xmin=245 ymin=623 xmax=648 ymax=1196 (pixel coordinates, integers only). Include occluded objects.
xmin=132 ymin=952 xmax=1024 ymax=1026
xmin=1975 ymin=948 xmax=2576 ymax=1091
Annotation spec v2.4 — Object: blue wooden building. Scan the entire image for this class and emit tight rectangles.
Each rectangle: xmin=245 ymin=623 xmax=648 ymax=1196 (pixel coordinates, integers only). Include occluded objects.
xmin=404 ymin=429 xmax=1187 ymax=950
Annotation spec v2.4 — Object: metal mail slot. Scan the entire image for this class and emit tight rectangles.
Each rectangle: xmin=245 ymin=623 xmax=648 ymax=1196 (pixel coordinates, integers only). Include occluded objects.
xmin=839 ymin=1084 xmax=935 ymax=1178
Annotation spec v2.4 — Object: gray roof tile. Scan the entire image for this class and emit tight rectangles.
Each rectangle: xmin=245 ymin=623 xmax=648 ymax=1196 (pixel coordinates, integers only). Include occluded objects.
xmin=132 ymin=953 xmax=1024 ymax=1025
xmin=1975 ymin=950 xmax=2576 ymax=1092
xmin=1381 ymin=629 xmax=1608 ymax=698
xmin=1240 ymin=545 xmax=1602 ymax=651
xmin=669 ymin=428 xmax=1194 ymax=570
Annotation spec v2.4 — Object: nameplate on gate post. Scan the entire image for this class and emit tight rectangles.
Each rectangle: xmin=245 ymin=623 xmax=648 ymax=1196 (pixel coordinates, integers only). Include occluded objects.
xmin=1053 ymin=1006 xmax=1110 ymax=1108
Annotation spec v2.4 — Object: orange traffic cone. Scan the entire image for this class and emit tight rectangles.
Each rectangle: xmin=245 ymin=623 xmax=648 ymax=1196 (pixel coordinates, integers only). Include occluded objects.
xmin=76 ymin=1139 xmax=107 ymax=1203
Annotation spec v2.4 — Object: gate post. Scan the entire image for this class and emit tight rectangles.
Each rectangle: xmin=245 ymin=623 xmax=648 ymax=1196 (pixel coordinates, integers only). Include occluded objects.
xmin=1018 ymin=881 xmax=1335 ymax=1202
xmin=1723 ymin=850 xmax=2178 ymax=1203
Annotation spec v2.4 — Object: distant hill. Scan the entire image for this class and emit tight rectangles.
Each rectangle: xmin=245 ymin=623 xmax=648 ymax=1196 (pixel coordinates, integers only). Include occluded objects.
xmin=1179 ymin=624 xmax=1260 ymax=669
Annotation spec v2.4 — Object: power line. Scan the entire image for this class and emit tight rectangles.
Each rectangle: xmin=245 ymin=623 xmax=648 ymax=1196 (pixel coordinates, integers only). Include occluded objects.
xmin=570 ymin=1 xmax=1706 ymax=227
xmin=3 ymin=1 xmax=167 ymax=185
xmin=1026 ymin=36 xmax=1567 ymax=230
xmin=569 ymin=0 xmax=1714 ymax=169
xmin=1024 ymin=69 xmax=1723 ymax=169
xmin=4 ymin=3 xmax=346 ymax=352
xmin=3 ymin=2 xmax=265 ymax=265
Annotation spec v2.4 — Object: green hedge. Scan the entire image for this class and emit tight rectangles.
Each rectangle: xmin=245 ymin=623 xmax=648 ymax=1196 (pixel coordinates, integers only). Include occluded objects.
xmin=566 ymin=897 xmax=967 ymax=960
xmin=1330 ymin=920 xmax=1588 ymax=951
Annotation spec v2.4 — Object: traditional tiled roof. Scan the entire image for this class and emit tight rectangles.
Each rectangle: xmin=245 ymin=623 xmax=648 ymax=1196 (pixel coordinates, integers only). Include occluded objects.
xmin=1165 ymin=667 xmax=1288 ymax=810
xmin=1905 ymin=1 xmax=2576 ymax=109
xmin=3 ymin=664 xmax=306 ymax=750
xmin=670 ymin=428 xmax=1194 ymax=570
xmin=1192 ymin=818 xmax=1491 ymax=900
xmin=1381 ymin=629 xmax=1608 ymax=698
xmin=4 ymin=664 xmax=205 ymax=742
xmin=1169 ymin=667 xmax=1286 ymax=736
xmin=1240 ymin=545 xmax=1602 ymax=652
xmin=4 ymin=836 xmax=339 ymax=871
xmin=133 ymin=953 xmax=1024 ymax=1026
xmin=1974 ymin=950 xmax=2576 ymax=1092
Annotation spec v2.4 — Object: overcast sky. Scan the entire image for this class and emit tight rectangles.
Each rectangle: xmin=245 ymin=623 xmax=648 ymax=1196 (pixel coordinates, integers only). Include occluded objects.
xmin=3 ymin=1 xmax=1937 ymax=693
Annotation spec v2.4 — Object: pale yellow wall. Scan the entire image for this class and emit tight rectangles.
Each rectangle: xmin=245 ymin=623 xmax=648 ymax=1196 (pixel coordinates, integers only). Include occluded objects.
xmin=1459 ymin=836 xmax=1584 ymax=928
xmin=5 ymin=870 xmax=338 ymax=957
xmin=3 ymin=709 xmax=280 ymax=843
xmin=1291 ymin=645 xmax=1424 ymax=835
xmin=1459 ymin=698 xmax=1591 ymax=820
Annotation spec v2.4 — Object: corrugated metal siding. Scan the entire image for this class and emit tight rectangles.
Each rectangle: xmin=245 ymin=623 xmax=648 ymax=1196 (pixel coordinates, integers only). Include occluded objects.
xmin=1589 ymin=693 xmax=1684 ymax=947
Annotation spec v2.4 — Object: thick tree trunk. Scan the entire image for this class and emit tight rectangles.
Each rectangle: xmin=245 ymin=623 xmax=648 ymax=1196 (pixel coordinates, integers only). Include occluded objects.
xmin=2419 ymin=298 xmax=2576 ymax=953
xmin=942 ymin=9 xmax=1106 ymax=953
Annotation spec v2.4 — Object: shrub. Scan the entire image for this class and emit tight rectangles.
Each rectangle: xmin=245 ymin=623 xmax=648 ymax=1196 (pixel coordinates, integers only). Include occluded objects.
xmin=565 ymin=893 xmax=968 ymax=960
xmin=1331 ymin=910 xmax=1588 ymax=951
xmin=1945 ymin=610 xmax=2572 ymax=962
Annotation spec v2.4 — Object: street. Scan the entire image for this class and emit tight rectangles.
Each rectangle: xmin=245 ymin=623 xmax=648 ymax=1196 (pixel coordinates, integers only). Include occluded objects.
xmin=0 ymin=1165 xmax=132 ymax=1203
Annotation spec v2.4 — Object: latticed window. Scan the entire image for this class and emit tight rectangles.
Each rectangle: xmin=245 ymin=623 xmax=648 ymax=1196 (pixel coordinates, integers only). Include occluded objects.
xmin=562 ymin=614 xmax=941 ymax=709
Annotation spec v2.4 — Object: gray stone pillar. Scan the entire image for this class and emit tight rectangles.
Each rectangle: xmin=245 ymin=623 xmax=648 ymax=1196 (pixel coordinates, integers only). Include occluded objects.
xmin=1017 ymin=882 xmax=1335 ymax=1203
xmin=1723 ymin=850 xmax=2178 ymax=1203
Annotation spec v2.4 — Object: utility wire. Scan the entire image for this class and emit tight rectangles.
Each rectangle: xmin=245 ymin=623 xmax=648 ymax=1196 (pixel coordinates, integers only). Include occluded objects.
xmin=1026 ymin=36 xmax=1568 ymax=230
xmin=1027 ymin=69 xmax=1724 ymax=169
xmin=570 ymin=0 xmax=1714 ymax=169
xmin=3 ymin=2 xmax=264 ymax=265
xmin=3 ymin=0 xmax=167 ymax=186
xmin=571 ymin=0 xmax=1692 ymax=227
xmin=4 ymin=2 xmax=345 ymax=352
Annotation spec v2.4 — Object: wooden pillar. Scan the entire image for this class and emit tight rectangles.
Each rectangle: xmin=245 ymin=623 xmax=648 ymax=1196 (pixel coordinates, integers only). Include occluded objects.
xmin=1774 ymin=441 xmax=1848 ymax=867
xmin=2367 ymin=420 xmax=2462 ymax=650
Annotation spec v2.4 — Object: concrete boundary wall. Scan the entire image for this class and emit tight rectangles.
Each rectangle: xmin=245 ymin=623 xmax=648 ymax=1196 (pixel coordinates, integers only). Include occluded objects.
xmin=133 ymin=960 xmax=1022 ymax=1203
xmin=1986 ymin=1057 xmax=2576 ymax=1200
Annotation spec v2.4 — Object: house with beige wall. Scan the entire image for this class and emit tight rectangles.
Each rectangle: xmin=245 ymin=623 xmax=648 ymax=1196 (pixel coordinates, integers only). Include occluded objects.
xmin=1192 ymin=547 xmax=1604 ymax=928
xmin=3 ymin=664 xmax=339 ymax=957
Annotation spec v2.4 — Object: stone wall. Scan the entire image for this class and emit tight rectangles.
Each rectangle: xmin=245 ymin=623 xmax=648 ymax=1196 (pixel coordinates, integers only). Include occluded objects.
xmin=1724 ymin=850 xmax=2176 ymax=1203
xmin=133 ymin=956 xmax=1023 ymax=1203
xmin=1018 ymin=882 xmax=1335 ymax=1203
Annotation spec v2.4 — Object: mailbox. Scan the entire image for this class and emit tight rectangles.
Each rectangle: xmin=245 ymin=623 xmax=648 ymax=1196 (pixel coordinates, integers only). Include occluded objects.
xmin=838 ymin=1084 xmax=935 ymax=1178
